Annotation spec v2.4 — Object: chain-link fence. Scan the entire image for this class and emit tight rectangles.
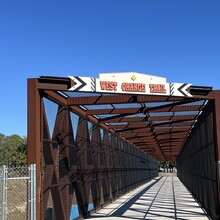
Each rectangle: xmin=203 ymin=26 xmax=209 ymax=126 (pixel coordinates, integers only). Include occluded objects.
xmin=0 ymin=164 xmax=36 ymax=220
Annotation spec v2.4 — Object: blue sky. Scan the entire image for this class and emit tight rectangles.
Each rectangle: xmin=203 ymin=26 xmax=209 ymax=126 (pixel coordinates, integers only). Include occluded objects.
xmin=0 ymin=0 xmax=220 ymax=137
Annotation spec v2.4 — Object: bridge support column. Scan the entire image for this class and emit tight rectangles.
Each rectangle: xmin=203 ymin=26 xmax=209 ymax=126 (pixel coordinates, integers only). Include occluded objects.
xmin=214 ymin=91 xmax=220 ymax=217
xmin=27 ymin=78 xmax=42 ymax=220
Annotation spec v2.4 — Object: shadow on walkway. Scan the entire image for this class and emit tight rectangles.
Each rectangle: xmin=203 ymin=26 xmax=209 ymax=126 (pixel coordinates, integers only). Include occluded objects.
xmin=111 ymin=177 xmax=162 ymax=217
xmin=88 ymin=174 xmax=210 ymax=220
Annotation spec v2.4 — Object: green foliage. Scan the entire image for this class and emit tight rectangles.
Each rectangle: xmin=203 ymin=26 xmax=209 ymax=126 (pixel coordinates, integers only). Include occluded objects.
xmin=0 ymin=133 xmax=27 ymax=166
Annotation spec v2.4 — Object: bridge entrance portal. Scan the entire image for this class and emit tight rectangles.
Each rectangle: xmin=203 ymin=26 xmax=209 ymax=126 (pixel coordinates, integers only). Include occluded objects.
xmin=27 ymin=72 xmax=220 ymax=219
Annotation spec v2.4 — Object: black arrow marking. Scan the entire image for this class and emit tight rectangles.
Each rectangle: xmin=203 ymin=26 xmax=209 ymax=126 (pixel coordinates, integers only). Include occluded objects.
xmin=73 ymin=76 xmax=87 ymax=91
xmin=178 ymin=83 xmax=188 ymax=96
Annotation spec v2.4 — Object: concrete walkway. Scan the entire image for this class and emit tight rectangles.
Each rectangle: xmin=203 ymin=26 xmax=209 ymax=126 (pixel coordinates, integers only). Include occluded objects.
xmin=88 ymin=174 xmax=209 ymax=220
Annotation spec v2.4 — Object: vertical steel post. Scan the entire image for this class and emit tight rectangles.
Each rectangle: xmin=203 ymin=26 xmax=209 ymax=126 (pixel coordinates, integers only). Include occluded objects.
xmin=214 ymin=91 xmax=220 ymax=217
xmin=28 ymin=165 xmax=32 ymax=220
xmin=33 ymin=164 xmax=36 ymax=220
xmin=2 ymin=166 xmax=7 ymax=220
xmin=27 ymin=79 xmax=42 ymax=220
xmin=29 ymin=164 xmax=36 ymax=220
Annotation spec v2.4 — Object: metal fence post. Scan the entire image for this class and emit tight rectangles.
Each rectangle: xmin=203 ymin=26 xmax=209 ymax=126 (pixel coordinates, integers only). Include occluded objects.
xmin=29 ymin=164 xmax=36 ymax=220
xmin=2 ymin=165 xmax=8 ymax=220
xmin=33 ymin=164 xmax=36 ymax=220
xmin=28 ymin=165 xmax=31 ymax=220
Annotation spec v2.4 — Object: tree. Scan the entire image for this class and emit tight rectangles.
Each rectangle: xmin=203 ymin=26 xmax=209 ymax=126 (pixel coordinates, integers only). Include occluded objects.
xmin=0 ymin=134 xmax=27 ymax=166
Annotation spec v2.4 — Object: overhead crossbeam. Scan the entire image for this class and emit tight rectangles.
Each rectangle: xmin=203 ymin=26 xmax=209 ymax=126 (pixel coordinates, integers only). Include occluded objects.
xmin=86 ymin=104 xmax=204 ymax=115
xmin=67 ymin=94 xmax=186 ymax=106
xmin=97 ymin=99 xmax=200 ymax=122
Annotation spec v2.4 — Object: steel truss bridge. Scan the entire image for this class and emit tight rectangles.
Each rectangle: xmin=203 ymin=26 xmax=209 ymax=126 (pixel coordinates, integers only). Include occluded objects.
xmin=27 ymin=72 xmax=220 ymax=219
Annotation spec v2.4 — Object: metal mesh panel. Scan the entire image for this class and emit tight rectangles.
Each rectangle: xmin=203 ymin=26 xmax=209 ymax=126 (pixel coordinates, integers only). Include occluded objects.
xmin=42 ymin=97 xmax=159 ymax=219
xmin=177 ymin=103 xmax=219 ymax=220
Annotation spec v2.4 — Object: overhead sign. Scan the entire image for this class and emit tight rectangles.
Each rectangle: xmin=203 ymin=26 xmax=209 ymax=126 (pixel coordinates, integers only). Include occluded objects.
xmin=68 ymin=72 xmax=192 ymax=97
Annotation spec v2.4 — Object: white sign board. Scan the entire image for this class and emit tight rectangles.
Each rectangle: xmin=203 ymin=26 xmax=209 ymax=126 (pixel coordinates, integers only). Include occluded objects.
xmin=68 ymin=72 xmax=192 ymax=97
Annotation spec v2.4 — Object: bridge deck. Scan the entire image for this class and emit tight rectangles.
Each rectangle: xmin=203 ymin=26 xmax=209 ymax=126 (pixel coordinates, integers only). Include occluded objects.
xmin=88 ymin=174 xmax=209 ymax=220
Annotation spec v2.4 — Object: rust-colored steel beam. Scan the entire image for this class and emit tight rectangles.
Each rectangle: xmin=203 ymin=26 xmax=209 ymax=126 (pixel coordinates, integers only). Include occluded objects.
xmin=108 ymin=123 xmax=128 ymax=129
xmin=108 ymin=121 xmax=148 ymax=131
xmin=148 ymin=115 xmax=198 ymax=121
xmin=128 ymin=138 xmax=156 ymax=143
xmin=87 ymin=107 xmax=142 ymax=115
xmin=86 ymin=104 xmax=204 ymax=115
xmin=115 ymin=125 xmax=149 ymax=133
xmin=108 ymin=122 xmax=149 ymax=129
xmin=100 ymin=114 xmax=198 ymax=124
xmin=27 ymin=78 xmax=42 ymax=220
xmin=68 ymin=94 xmax=134 ymax=105
xmin=214 ymin=91 xmax=220 ymax=160
xmin=67 ymin=94 xmax=196 ymax=106
xmin=151 ymin=104 xmax=204 ymax=112
xmin=151 ymin=119 xmax=195 ymax=127
xmin=159 ymin=138 xmax=185 ymax=143
xmin=38 ymin=76 xmax=70 ymax=91
xmin=214 ymin=90 xmax=220 ymax=215
xmin=105 ymin=116 xmax=146 ymax=123
xmin=156 ymin=130 xmax=190 ymax=135
xmin=121 ymin=132 xmax=153 ymax=137
xmin=154 ymin=127 xmax=191 ymax=132
xmin=96 ymin=100 xmax=200 ymax=122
